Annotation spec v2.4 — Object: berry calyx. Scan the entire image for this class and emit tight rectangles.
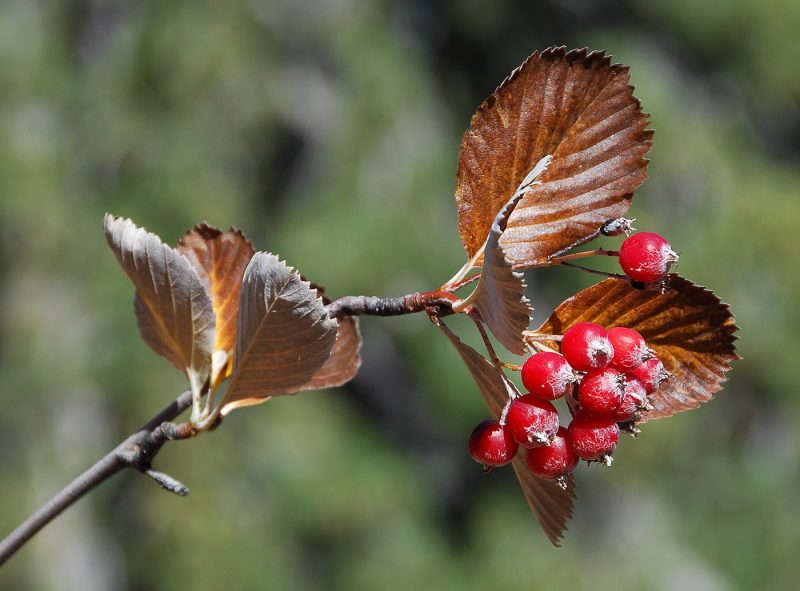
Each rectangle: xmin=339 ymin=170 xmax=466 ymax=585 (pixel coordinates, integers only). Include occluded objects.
xmin=568 ymin=412 xmax=620 ymax=464
xmin=561 ymin=322 xmax=614 ymax=372
xmin=618 ymin=231 xmax=678 ymax=283
xmin=524 ymin=427 xmax=578 ymax=488
xmin=521 ymin=351 xmax=575 ymax=400
xmin=505 ymin=395 xmax=560 ymax=448
xmin=629 ymin=357 xmax=670 ymax=395
xmin=607 ymin=326 xmax=654 ymax=372
xmin=578 ymin=367 xmax=626 ymax=414
xmin=468 ymin=420 xmax=518 ymax=468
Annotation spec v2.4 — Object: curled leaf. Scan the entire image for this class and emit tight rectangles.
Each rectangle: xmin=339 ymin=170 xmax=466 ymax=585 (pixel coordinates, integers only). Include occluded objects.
xmin=438 ymin=322 xmax=574 ymax=545
xmin=438 ymin=322 xmax=513 ymax=416
xmin=537 ymin=275 xmax=739 ymax=420
xmin=298 ymin=284 xmax=362 ymax=391
xmin=177 ymin=224 xmax=256 ymax=381
xmin=103 ymin=214 xmax=216 ymax=397
xmin=220 ymin=253 xmax=338 ymax=414
xmin=455 ymin=47 xmax=652 ymax=268
xmin=299 ymin=315 xmax=361 ymax=390
xmin=457 ymin=159 xmax=550 ymax=354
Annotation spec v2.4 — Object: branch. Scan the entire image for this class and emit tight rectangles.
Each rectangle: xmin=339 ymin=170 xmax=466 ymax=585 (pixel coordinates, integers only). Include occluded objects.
xmin=326 ymin=290 xmax=457 ymax=319
xmin=0 ymin=289 xmax=458 ymax=567
xmin=0 ymin=390 xmax=194 ymax=567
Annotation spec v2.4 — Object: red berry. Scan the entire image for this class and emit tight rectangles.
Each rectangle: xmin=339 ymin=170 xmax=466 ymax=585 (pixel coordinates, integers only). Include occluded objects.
xmin=618 ymin=232 xmax=678 ymax=283
xmin=568 ymin=412 xmax=620 ymax=463
xmin=524 ymin=427 xmax=578 ymax=482
xmin=629 ymin=357 xmax=669 ymax=394
xmin=624 ymin=375 xmax=647 ymax=404
xmin=578 ymin=368 xmax=625 ymax=414
xmin=607 ymin=327 xmax=653 ymax=372
xmin=468 ymin=420 xmax=518 ymax=467
xmin=613 ymin=376 xmax=648 ymax=422
xmin=613 ymin=393 xmax=638 ymax=423
xmin=561 ymin=322 xmax=613 ymax=372
xmin=521 ymin=352 xmax=575 ymax=400
xmin=505 ymin=395 xmax=560 ymax=448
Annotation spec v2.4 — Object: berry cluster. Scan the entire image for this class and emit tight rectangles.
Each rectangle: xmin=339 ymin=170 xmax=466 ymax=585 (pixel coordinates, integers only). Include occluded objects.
xmin=468 ymin=322 xmax=670 ymax=488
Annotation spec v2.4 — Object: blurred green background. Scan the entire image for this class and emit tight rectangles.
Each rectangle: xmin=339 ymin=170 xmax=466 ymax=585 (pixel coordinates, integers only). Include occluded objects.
xmin=1 ymin=0 xmax=798 ymax=589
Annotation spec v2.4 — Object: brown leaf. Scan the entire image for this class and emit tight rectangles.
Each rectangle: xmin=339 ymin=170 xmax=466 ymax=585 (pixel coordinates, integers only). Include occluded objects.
xmin=537 ymin=275 xmax=740 ymax=420
xmin=438 ymin=322 xmax=512 ymax=416
xmin=298 ymin=284 xmax=362 ymax=391
xmin=457 ymin=163 xmax=545 ymax=354
xmin=455 ymin=47 xmax=652 ymax=268
xmin=104 ymin=214 xmax=216 ymax=396
xmin=220 ymin=253 xmax=338 ymax=414
xmin=299 ymin=315 xmax=360 ymax=390
xmin=511 ymin=458 xmax=576 ymax=547
xmin=438 ymin=322 xmax=574 ymax=545
xmin=176 ymin=224 xmax=256 ymax=379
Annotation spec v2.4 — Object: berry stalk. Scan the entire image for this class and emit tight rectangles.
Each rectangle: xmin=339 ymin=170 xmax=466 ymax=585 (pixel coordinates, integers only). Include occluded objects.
xmin=547 ymin=248 xmax=620 ymax=264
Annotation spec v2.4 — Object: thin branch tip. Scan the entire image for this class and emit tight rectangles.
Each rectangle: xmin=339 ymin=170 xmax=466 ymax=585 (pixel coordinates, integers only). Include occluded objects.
xmin=144 ymin=469 xmax=190 ymax=497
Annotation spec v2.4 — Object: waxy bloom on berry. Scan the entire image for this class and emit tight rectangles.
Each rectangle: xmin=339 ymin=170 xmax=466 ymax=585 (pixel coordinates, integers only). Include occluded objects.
xmin=568 ymin=412 xmax=620 ymax=463
xmin=629 ymin=357 xmax=670 ymax=395
xmin=524 ymin=427 xmax=578 ymax=484
xmin=561 ymin=322 xmax=614 ymax=372
xmin=521 ymin=352 xmax=575 ymax=400
xmin=506 ymin=395 xmax=560 ymax=448
xmin=613 ymin=376 xmax=648 ymax=422
xmin=578 ymin=367 xmax=626 ymax=414
xmin=607 ymin=326 xmax=654 ymax=372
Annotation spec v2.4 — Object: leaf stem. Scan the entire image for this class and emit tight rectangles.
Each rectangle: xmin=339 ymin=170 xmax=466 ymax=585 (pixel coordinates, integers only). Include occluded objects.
xmin=529 ymin=341 xmax=560 ymax=354
xmin=467 ymin=310 xmax=521 ymax=398
xmin=0 ymin=390 xmax=195 ymax=567
xmin=443 ymin=273 xmax=481 ymax=293
xmin=468 ymin=310 xmax=502 ymax=368
xmin=523 ymin=331 xmax=563 ymax=342
xmin=548 ymin=248 xmax=619 ymax=264
xmin=443 ymin=244 xmax=486 ymax=289
xmin=560 ymin=261 xmax=630 ymax=281
xmin=194 ymin=402 xmax=224 ymax=431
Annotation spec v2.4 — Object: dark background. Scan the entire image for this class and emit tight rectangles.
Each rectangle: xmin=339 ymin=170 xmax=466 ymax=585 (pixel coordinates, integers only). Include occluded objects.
xmin=1 ymin=0 xmax=798 ymax=589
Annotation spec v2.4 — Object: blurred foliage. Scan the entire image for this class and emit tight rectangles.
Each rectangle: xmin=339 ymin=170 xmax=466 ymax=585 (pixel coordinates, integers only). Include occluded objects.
xmin=1 ymin=0 xmax=798 ymax=589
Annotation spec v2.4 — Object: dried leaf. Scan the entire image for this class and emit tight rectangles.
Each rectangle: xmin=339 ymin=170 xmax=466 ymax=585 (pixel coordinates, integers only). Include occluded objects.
xmin=458 ymin=160 xmax=547 ymax=354
xmin=103 ymin=214 xmax=216 ymax=395
xmin=133 ymin=294 xmax=180 ymax=368
xmin=299 ymin=315 xmax=361 ymax=390
xmin=511 ymin=458 xmax=576 ymax=547
xmin=438 ymin=322 xmax=574 ymax=545
xmin=438 ymin=322 xmax=512 ymax=416
xmin=176 ymin=224 xmax=256 ymax=379
xmin=537 ymin=275 xmax=739 ymax=420
xmin=455 ymin=47 xmax=652 ymax=268
xmin=299 ymin=284 xmax=362 ymax=391
xmin=221 ymin=253 xmax=338 ymax=414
